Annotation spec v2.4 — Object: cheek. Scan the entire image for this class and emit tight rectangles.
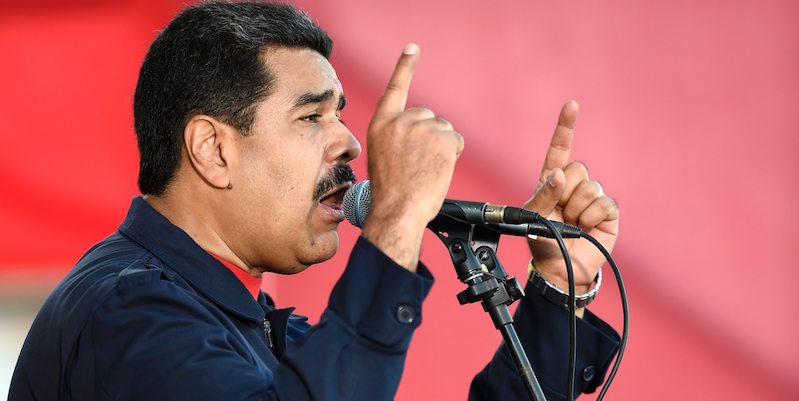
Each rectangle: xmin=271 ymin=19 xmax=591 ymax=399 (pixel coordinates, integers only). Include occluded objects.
xmin=238 ymin=134 xmax=327 ymax=218
xmin=239 ymin=143 xmax=290 ymax=192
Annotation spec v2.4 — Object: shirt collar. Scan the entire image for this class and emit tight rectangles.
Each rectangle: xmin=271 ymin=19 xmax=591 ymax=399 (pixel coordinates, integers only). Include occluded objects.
xmin=118 ymin=196 xmax=265 ymax=323
xmin=210 ymin=253 xmax=263 ymax=300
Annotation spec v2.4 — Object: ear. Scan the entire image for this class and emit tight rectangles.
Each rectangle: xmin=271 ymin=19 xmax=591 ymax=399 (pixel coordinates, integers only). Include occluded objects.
xmin=183 ymin=115 xmax=236 ymax=190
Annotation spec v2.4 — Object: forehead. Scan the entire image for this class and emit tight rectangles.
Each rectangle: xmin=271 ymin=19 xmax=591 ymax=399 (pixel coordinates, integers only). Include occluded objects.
xmin=262 ymin=46 xmax=342 ymax=105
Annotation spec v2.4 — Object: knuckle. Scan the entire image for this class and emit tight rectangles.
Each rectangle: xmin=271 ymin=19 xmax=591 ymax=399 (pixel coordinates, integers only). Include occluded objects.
xmin=573 ymin=181 xmax=595 ymax=202
xmin=563 ymin=208 xmax=579 ymax=224
xmin=588 ymin=181 xmax=602 ymax=198
xmin=577 ymin=213 xmax=595 ymax=230
xmin=385 ymin=82 xmax=403 ymax=92
xmin=406 ymin=106 xmax=434 ymax=117
xmin=420 ymin=117 xmax=453 ymax=133
xmin=585 ymin=180 xmax=603 ymax=199
xmin=433 ymin=116 xmax=453 ymax=129
xmin=604 ymin=196 xmax=620 ymax=215
xmin=565 ymin=161 xmax=589 ymax=177
xmin=453 ymin=131 xmax=465 ymax=153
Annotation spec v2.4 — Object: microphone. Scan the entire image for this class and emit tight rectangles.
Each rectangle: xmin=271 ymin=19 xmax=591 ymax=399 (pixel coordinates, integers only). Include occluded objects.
xmin=342 ymin=180 xmax=582 ymax=239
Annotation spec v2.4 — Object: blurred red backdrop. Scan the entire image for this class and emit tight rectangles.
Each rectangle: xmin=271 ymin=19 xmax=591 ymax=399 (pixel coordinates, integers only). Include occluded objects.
xmin=1 ymin=0 xmax=797 ymax=399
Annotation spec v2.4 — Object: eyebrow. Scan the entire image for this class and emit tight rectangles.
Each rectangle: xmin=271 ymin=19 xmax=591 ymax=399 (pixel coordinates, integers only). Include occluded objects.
xmin=291 ymin=89 xmax=347 ymax=111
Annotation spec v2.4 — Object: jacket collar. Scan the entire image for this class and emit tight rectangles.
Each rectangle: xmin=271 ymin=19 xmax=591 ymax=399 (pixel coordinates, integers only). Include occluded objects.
xmin=118 ymin=196 xmax=265 ymax=323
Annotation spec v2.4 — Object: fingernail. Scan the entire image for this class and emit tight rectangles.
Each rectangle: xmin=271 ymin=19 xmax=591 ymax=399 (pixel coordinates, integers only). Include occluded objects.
xmin=403 ymin=43 xmax=418 ymax=55
xmin=547 ymin=174 xmax=556 ymax=187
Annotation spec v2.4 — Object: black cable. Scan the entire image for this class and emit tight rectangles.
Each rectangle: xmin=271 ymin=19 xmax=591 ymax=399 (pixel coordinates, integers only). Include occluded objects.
xmin=439 ymin=206 xmax=625 ymax=400
xmin=535 ymin=216 xmax=577 ymax=401
xmin=581 ymin=232 xmax=628 ymax=401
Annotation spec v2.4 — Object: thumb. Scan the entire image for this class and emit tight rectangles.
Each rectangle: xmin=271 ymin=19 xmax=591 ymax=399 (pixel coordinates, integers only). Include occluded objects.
xmin=523 ymin=168 xmax=566 ymax=218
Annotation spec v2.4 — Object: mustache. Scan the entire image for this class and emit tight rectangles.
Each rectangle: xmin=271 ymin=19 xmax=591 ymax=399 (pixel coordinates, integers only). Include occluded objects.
xmin=313 ymin=164 xmax=356 ymax=202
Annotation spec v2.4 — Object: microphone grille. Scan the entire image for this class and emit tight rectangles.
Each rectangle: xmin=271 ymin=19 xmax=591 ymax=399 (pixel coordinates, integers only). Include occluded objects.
xmin=342 ymin=180 xmax=371 ymax=228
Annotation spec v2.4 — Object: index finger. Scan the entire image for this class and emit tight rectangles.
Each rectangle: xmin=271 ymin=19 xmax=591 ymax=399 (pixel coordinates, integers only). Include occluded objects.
xmin=537 ymin=100 xmax=579 ymax=188
xmin=374 ymin=43 xmax=420 ymax=116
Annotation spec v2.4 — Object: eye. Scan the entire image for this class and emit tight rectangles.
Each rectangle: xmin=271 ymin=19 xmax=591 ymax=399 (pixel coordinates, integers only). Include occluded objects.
xmin=303 ymin=113 xmax=321 ymax=123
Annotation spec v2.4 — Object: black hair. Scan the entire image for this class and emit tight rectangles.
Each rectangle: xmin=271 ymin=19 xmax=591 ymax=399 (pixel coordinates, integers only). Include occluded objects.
xmin=133 ymin=1 xmax=333 ymax=196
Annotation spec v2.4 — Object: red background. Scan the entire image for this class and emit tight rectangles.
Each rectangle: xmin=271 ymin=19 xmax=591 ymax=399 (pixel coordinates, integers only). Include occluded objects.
xmin=1 ymin=0 xmax=797 ymax=399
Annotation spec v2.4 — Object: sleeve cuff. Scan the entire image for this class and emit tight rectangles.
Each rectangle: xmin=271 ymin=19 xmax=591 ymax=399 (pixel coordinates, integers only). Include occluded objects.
xmin=514 ymin=281 xmax=621 ymax=398
xmin=327 ymin=237 xmax=434 ymax=349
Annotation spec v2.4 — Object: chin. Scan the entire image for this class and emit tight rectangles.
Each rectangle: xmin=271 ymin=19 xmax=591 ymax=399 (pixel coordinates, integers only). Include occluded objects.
xmin=297 ymin=232 xmax=340 ymax=269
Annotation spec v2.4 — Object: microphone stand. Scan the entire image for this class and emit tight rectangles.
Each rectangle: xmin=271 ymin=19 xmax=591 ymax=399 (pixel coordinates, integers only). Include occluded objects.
xmin=428 ymin=213 xmax=546 ymax=401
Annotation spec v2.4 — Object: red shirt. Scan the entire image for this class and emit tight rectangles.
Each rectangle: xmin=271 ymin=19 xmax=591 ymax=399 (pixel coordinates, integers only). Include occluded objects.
xmin=210 ymin=253 xmax=262 ymax=300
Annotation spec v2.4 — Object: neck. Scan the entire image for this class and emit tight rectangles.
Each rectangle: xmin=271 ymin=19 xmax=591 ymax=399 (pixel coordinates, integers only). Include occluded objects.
xmin=144 ymin=186 xmax=263 ymax=278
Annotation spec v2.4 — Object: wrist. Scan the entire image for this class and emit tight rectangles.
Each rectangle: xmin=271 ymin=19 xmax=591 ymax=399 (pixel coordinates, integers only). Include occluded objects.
xmin=528 ymin=260 xmax=601 ymax=311
xmin=361 ymin=211 xmax=424 ymax=272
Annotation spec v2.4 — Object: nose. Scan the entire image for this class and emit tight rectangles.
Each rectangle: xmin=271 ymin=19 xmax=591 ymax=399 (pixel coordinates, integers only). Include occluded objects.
xmin=327 ymin=121 xmax=361 ymax=163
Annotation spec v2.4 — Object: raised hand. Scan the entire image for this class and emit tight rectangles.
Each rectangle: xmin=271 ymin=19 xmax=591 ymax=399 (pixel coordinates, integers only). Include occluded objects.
xmin=361 ymin=44 xmax=464 ymax=272
xmin=522 ymin=101 xmax=619 ymax=296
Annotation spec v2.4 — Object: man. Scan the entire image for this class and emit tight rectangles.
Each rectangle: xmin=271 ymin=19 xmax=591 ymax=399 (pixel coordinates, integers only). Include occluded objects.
xmin=9 ymin=2 xmax=620 ymax=400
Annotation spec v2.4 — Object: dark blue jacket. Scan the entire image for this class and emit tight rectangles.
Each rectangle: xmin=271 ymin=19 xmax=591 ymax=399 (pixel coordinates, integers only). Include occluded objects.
xmin=9 ymin=197 xmax=619 ymax=400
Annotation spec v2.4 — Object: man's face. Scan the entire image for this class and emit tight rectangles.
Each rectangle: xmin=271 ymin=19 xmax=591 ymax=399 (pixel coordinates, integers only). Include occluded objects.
xmin=225 ymin=46 xmax=361 ymax=274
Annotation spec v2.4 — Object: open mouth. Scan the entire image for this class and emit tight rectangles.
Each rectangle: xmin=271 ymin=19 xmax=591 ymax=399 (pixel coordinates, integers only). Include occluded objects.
xmin=319 ymin=182 xmax=352 ymax=212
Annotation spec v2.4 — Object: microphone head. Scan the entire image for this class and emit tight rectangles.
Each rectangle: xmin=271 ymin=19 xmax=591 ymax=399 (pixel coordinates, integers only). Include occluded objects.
xmin=342 ymin=180 xmax=371 ymax=228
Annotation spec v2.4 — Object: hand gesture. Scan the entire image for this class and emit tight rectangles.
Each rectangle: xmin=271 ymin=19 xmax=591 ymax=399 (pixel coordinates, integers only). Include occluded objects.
xmin=522 ymin=101 xmax=619 ymax=295
xmin=361 ymin=44 xmax=465 ymax=271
